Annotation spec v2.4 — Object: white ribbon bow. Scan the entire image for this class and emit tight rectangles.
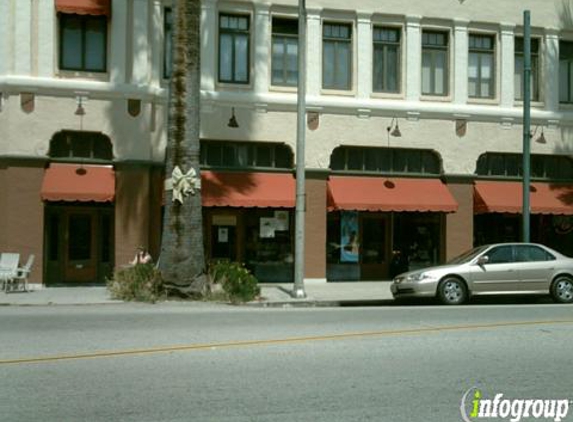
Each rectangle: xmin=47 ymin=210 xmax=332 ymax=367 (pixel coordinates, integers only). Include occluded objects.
xmin=165 ymin=165 xmax=201 ymax=204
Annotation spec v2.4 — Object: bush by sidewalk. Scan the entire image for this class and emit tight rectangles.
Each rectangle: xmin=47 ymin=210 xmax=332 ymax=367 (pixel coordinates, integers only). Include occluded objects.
xmin=107 ymin=263 xmax=165 ymax=303
xmin=208 ymin=260 xmax=260 ymax=304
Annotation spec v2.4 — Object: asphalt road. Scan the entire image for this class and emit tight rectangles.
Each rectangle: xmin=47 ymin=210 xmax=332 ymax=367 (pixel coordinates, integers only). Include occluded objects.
xmin=1 ymin=302 xmax=573 ymax=422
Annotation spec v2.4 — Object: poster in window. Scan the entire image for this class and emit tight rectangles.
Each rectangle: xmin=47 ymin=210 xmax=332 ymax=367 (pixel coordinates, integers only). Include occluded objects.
xmin=260 ymin=218 xmax=276 ymax=238
xmin=218 ymin=227 xmax=228 ymax=243
xmin=341 ymin=211 xmax=359 ymax=263
xmin=274 ymin=211 xmax=289 ymax=231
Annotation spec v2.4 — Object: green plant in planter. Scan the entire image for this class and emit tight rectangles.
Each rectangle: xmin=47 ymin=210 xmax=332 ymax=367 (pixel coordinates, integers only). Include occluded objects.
xmin=209 ymin=260 xmax=260 ymax=303
xmin=107 ymin=263 xmax=165 ymax=303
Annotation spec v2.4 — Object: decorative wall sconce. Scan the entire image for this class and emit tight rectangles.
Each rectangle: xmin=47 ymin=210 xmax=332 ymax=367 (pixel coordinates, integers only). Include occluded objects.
xmin=387 ymin=117 xmax=402 ymax=138
xmin=227 ymin=107 xmax=239 ymax=128
xmin=75 ymin=96 xmax=86 ymax=116
xmin=531 ymin=126 xmax=547 ymax=144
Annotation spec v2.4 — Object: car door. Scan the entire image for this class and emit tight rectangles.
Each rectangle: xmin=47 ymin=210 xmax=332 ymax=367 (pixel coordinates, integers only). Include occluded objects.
xmin=469 ymin=245 xmax=521 ymax=293
xmin=515 ymin=245 xmax=556 ymax=293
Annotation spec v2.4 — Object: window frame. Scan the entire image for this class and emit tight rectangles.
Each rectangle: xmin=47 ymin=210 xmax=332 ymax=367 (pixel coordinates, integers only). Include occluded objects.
xmin=372 ymin=26 xmax=401 ymax=94
xmin=163 ymin=7 xmax=173 ymax=79
xmin=476 ymin=152 xmax=573 ymax=181
xmin=559 ymin=40 xmax=573 ymax=104
xmin=271 ymin=17 xmax=299 ymax=87
xmin=322 ymin=21 xmax=353 ymax=91
xmin=421 ymin=29 xmax=450 ymax=96
xmin=200 ymin=141 xmax=293 ymax=170
xmin=468 ymin=33 xmax=496 ymax=99
xmin=329 ymin=147 xmax=441 ymax=176
xmin=218 ymin=13 xmax=251 ymax=85
xmin=59 ymin=13 xmax=108 ymax=73
xmin=514 ymin=37 xmax=540 ymax=102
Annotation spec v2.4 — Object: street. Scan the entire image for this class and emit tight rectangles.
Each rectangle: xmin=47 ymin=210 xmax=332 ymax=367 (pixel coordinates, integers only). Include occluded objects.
xmin=1 ymin=302 xmax=572 ymax=422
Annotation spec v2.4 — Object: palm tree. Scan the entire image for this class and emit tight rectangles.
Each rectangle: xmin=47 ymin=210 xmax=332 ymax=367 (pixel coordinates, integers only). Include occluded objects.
xmin=159 ymin=0 xmax=207 ymax=296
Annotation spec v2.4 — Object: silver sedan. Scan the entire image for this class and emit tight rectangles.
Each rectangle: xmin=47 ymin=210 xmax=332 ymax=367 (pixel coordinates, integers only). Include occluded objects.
xmin=391 ymin=243 xmax=573 ymax=305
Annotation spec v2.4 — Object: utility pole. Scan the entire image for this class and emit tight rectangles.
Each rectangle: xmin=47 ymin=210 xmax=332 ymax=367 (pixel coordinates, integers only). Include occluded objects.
xmin=522 ymin=10 xmax=531 ymax=242
xmin=292 ymin=0 xmax=307 ymax=298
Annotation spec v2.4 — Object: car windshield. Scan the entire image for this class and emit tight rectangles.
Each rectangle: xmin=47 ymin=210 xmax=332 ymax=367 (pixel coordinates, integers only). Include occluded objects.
xmin=447 ymin=245 xmax=490 ymax=265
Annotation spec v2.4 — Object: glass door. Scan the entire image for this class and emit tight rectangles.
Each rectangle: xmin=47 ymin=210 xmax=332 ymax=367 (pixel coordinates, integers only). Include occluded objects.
xmin=64 ymin=210 xmax=97 ymax=282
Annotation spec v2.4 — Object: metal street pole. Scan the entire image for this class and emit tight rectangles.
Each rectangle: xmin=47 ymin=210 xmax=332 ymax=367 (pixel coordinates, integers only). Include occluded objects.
xmin=293 ymin=0 xmax=307 ymax=298
xmin=522 ymin=10 xmax=531 ymax=242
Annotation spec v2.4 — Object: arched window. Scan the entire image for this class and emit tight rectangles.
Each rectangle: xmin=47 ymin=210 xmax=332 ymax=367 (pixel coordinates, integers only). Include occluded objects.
xmin=200 ymin=141 xmax=293 ymax=170
xmin=49 ymin=131 xmax=113 ymax=161
xmin=476 ymin=153 xmax=573 ymax=180
xmin=329 ymin=146 xmax=441 ymax=175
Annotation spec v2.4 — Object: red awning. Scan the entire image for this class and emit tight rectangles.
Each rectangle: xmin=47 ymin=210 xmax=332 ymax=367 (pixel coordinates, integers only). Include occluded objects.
xmin=474 ymin=181 xmax=573 ymax=215
xmin=327 ymin=176 xmax=458 ymax=212
xmin=41 ymin=164 xmax=115 ymax=202
xmin=55 ymin=0 xmax=111 ymax=16
xmin=201 ymin=171 xmax=295 ymax=208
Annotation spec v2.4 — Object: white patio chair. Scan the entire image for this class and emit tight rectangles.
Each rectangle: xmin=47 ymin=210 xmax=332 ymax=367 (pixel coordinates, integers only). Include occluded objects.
xmin=8 ymin=254 xmax=35 ymax=292
xmin=0 ymin=253 xmax=20 ymax=292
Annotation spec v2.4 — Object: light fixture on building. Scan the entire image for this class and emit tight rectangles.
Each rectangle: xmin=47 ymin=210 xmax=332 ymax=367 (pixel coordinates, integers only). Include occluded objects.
xmin=75 ymin=96 xmax=86 ymax=116
xmin=227 ymin=107 xmax=239 ymax=128
xmin=530 ymin=125 xmax=547 ymax=144
xmin=387 ymin=117 xmax=402 ymax=138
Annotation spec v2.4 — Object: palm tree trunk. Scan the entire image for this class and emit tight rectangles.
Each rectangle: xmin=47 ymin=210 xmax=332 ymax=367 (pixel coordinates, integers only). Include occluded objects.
xmin=159 ymin=0 xmax=206 ymax=295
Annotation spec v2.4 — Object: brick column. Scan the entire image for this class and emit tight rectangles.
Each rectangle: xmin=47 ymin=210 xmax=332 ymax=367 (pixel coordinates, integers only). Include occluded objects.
xmin=304 ymin=170 xmax=328 ymax=283
xmin=0 ymin=162 xmax=45 ymax=286
xmin=114 ymin=164 xmax=151 ymax=267
xmin=445 ymin=178 xmax=474 ymax=261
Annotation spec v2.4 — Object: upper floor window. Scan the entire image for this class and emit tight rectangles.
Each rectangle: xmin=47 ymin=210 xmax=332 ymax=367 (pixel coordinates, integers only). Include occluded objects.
xmin=469 ymin=34 xmax=495 ymax=99
xmin=218 ymin=14 xmax=250 ymax=84
xmin=373 ymin=27 xmax=401 ymax=93
xmin=323 ymin=22 xmax=352 ymax=90
xmin=271 ymin=18 xmax=298 ymax=87
xmin=559 ymin=40 xmax=573 ymax=103
xmin=200 ymin=141 xmax=293 ymax=170
xmin=476 ymin=153 xmax=573 ymax=180
xmin=164 ymin=8 xmax=173 ymax=79
xmin=49 ymin=131 xmax=113 ymax=161
xmin=59 ymin=14 xmax=107 ymax=72
xmin=330 ymin=147 xmax=441 ymax=175
xmin=515 ymin=37 xmax=539 ymax=101
xmin=422 ymin=30 xmax=449 ymax=96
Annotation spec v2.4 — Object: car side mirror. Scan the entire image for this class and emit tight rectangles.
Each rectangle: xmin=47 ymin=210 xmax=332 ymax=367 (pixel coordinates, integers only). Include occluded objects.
xmin=477 ymin=256 xmax=489 ymax=266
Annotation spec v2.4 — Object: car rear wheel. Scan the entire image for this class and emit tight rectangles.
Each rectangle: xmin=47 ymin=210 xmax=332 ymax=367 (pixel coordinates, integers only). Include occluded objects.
xmin=438 ymin=277 xmax=467 ymax=305
xmin=551 ymin=276 xmax=573 ymax=303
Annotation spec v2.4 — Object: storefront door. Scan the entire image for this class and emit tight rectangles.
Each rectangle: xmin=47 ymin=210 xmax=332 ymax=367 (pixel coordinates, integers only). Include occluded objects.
xmin=209 ymin=213 xmax=239 ymax=261
xmin=64 ymin=210 xmax=98 ymax=282
xmin=45 ymin=205 xmax=114 ymax=284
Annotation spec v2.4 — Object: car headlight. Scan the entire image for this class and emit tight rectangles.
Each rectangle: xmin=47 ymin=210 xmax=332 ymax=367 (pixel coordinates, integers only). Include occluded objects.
xmin=405 ymin=272 xmax=431 ymax=282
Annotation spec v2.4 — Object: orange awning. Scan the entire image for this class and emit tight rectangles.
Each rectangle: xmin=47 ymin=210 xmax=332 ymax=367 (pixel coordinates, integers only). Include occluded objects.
xmin=55 ymin=0 xmax=111 ymax=16
xmin=474 ymin=181 xmax=573 ymax=215
xmin=201 ymin=171 xmax=295 ymax=208
xmin=327 ymin=176 xmax=458 ymax=212
xmin=41 ymin=164 xmax=115 ymax=202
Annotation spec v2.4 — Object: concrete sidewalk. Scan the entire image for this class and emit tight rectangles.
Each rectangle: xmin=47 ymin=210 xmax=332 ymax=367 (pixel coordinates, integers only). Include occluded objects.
xmin=0 ymin=282 xmax=394 ymax=307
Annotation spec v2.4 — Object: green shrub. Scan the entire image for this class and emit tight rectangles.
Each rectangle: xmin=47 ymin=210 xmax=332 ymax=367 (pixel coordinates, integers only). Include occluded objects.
xmin=107 ymin=263 xmax=165 ymax=303
xmin=209 ymin=260 xmax=260 ymax=303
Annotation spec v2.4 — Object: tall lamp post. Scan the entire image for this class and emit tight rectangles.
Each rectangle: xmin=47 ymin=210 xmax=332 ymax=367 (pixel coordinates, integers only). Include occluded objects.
xmin=522 ymin=10 xmax=531 ymax=242
xmin=292 ymin=0 xmax=307 ymax=298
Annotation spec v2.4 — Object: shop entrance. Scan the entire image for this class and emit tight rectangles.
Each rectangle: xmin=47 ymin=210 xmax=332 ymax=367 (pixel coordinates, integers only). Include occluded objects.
xmin=45 ymin=204 xmax=114 ymax=284
xmin=208 ymin=213 xmax=239 ymax=261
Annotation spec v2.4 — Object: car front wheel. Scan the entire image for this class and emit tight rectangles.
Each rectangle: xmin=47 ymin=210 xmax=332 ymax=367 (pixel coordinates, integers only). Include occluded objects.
xmin=551 ymin=276 xmax=573 ymax=303
xmin=438 ymin=277 xmax=467 ymax=305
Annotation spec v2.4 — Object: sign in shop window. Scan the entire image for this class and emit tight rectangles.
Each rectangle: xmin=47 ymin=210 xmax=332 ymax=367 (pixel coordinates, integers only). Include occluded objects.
xmin=341 ymin=211 xmax=359 ymax=263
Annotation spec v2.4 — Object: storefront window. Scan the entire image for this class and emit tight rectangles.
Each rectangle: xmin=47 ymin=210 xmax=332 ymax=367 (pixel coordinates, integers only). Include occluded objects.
xmin=244 ymin=209 xmax=293 ymax=282
xmin=393 ymin=213 xmax=441 ymax=271
xmin=330 ymin=146 xmax=441 ymax=175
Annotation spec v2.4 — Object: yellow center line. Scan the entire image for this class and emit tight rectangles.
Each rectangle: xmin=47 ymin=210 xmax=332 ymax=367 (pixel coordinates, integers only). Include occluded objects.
xmin=1 ymin=319 xmax=572 ymax=366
